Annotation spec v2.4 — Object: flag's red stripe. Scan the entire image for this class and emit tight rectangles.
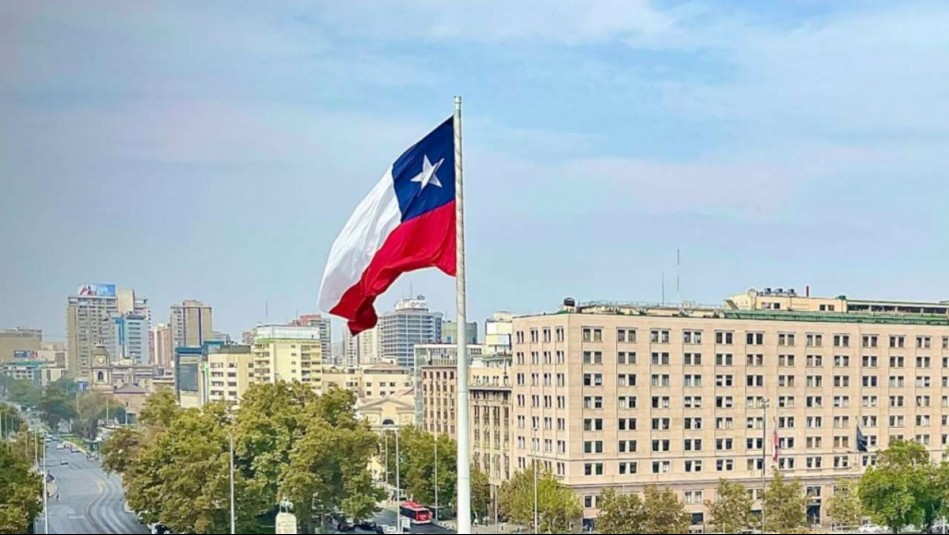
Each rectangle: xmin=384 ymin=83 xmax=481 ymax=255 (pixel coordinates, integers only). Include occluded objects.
xmin=331 ymin=201 xmax=456 ymax=335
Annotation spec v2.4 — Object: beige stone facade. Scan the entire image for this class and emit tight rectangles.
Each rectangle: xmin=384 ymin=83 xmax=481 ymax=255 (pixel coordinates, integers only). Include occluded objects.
xmin=323 ymin=364 xmax=414 ymax=400
xmin=0 ymin=328 xmax=41 ymax=364
xmin=207 ymin=345 xmax=254 ymax=407
xmin=510 ymin=291 xmax=949 ymax=529
xmin=252 ymin=325 xmax=323 ymax=391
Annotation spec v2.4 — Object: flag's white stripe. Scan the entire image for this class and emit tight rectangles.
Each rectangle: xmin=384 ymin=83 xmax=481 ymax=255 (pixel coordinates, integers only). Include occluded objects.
xmin=319 ymin=167 xmax=401 ymax=312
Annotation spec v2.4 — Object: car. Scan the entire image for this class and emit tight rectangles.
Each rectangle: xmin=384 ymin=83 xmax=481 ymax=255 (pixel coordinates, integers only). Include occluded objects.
xmin=336 ymin=518 xmax=355 ymax=532
xmin=60 ymin=460 xmax=68 ymax=465
xmin=355 ymin=520 xmax=377 ymax=531
xmin=858 ymin=524 xmax=884 ymax=534
xmin=55 ymin=444 xmax=63 ymax=449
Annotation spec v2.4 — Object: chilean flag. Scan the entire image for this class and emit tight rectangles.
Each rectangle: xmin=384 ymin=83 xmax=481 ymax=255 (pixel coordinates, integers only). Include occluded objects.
xmin=319 ymin=118 xmax=456 ymax=335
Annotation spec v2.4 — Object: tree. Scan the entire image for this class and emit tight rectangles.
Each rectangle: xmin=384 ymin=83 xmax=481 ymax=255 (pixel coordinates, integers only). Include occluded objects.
xmin=471 ymin=468 xmax=492 ymax=522
xmin=39 ymin=388 xmax=76 ymax=432
xmin=4 ymin=378 xmax=42 ymax=408
xmin=498 ymin=463 xmax=582 ymax=533
xmin=596 ymin=487 xmax=645 ymax=534
xmin=762 ymin=471 xmax=809 ymax=533
xmin=642 ymin=485 xmax=692 ymax=534
xmin=826 ymin=479 xmax=862 ymax=529
xmin=0 ymin=443 xmax=42 ymax=534
xmin=0 ymin=403 xmax=25 ymax=439
xmin=706 ymin=479 xmax=755 ymax=534
xmin=859 ymin=439 xmax=943 ymax=534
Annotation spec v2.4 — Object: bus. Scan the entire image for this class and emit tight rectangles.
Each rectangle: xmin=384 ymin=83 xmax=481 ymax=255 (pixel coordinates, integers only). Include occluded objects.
xmin=399 ymin=502 xmax=432 ymax=524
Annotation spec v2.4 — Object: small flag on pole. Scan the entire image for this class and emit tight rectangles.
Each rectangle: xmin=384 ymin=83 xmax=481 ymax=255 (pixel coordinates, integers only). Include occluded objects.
xmin=773 ymin=428 xmax=780 ymax=462
xmin=856 ymin=426 xmax=868 ymax=453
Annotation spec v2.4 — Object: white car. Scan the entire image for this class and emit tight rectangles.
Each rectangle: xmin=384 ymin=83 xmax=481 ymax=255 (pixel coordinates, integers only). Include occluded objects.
xmin=858 ymin=524 xmax=884 ymax=533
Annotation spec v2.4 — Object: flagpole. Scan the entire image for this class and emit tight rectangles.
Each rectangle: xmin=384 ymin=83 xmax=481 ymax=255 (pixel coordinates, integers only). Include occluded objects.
xmin=454 ymin=95 xmax=472 ymax=535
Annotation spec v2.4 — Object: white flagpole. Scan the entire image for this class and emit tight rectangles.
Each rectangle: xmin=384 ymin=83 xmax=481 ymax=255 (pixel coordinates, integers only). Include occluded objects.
xmin=454 ymin=95 xmax=472 ymax=535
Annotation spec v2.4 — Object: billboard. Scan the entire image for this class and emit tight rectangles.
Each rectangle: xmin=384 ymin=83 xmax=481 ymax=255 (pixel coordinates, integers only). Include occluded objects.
xmin=77 ymin=284 xmax=116 ymax=297
xmin=13 ymin=350 xmax=38 ymax=360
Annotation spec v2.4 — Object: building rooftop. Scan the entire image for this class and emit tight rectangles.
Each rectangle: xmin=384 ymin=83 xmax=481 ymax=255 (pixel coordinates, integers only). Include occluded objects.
xmin=536 ymin=288 xmax=949 ymax=326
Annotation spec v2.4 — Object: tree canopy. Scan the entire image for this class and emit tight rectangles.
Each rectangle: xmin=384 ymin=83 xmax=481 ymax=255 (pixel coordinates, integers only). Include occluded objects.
xmin=102 ymin=384 xmax=385 ymax=534
xmin=706 ymin=479 xmax=756 ymax=534
xmin=762 ymin=471 xmax=809 ymax=533
xmin=859 ymin=439 xmax=945 ymax=534
xmin=826 ymin=479 xmax=863 ymax=529
xmin=498 ymin=463 xmax=582 ymax=533
xmin=0 ymin=432 xmax=43 ymax=534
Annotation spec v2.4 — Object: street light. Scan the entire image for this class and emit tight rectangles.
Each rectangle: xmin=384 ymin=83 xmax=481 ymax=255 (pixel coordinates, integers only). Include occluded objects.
xmin=760 ymin=398 xmax=771 ymax=531
xmin=532 ymin=427 xmax=539 ymax=534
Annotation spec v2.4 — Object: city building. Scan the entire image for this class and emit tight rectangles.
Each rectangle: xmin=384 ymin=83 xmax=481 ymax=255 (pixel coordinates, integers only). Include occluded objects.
xmin=291 ymin=314 xmax=332 ymax=365
xmin=66 ymin=284 xmax=148 ymax=378
xmin=0 ymin=328 xmax=42 ymax=363
xmin=414 ymin=343 xmax=485 ymax=367
xmin=442 ymin=320 xmax=478 ymax=345
xmin=0 ymin=358 xmax=67 ymax=386
xmin=510 ymin=290 xmax=949 ymax=530
xmin=378 ymin=296 xmax=443 ymax=368
xmin=252 ymin=325 xmax=323 ymax=391
xmin=415 ymin=344 xmax=486 ymax=428
xmin=469 ymin=356 xmax=513 ymax=491
xmin=107 ymin=312 xmax=150 ymax=365
xmin=484 ymin=312 xmax=514 ymax=355
xmin=356 ymin=387 xmax=417 ymax=433
xmin=149 ymin=323 xmax=173 ymax=370
xmin=174 ymin=345 xmax=208 ymax=409
xmin=322 ymin=364 xmax=414 ymax=400
xmin=207 ymin=344 xmax=254 ymax=407
xmin=170 ymin=299 xmax=213 ymax=348
xmin=210 ymin=331 xmax=233 ymax=344
xmin=342 ymin=326 xmax=381 ymax=366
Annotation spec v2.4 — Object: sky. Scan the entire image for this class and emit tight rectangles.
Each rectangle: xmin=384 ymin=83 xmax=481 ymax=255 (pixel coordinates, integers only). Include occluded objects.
xmin=3 ymin=0 xmax=949 ymax=343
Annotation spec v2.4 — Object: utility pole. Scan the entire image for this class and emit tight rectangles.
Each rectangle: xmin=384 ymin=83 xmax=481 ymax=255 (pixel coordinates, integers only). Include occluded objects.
xmin=533 ymin=427 xmax=539 ymax=534
xmin=42 ymin=433 xmax=48 ymax=534
xmin=229 ymin=431 xmax=236 ymax=535
xmin=434 ymin=435 xmax=439 ymax=522
xmin=761 ymin=398 xmax=770 ymax=531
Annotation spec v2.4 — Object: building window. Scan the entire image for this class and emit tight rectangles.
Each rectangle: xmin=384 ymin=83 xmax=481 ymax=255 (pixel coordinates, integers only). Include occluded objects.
xmin=746 ymin=332 xmax=764 ymax=345
xmin=684 ymin=353 xmax=701 ymax=365
xmin=617 ymin=328 xmax=636 ymax=343
xmin=806 ymin=334 xmax=823 ymax=347
xmin=650 ymin=329 xmax=671 ymax=344
xmin=684 ymin=460 xmax=703 ymax=473
xmin=617 ymin=351 xmax=636 ymax=365
xmin=652 ymin=461 xmax=671 ymax=474
xmin=890 ymin=335 xmax=906 ymax=348
xmin=583 ymin=373 xmax=603 ymax=386
xmin=583 ymin=351 xmax=603 ymax=365
xmin=833 ymin=334 xmax=850 ymax=347
xmin=683 ymin=330 xmax=702 ymax=344
xmin=715 ymin=353 xmax=734 ymax=366
xmin=778 ymin=333 xmax=796 ymax=346
xmin=715 ymin=331 xmax=734 ymax=345
xmin=716 ymin=459 xmax=734 ymax=472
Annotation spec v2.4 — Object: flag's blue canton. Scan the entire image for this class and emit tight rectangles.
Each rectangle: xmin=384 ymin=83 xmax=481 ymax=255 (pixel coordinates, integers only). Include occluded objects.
xmin=391 ymin=117 xmax=456 ymax=223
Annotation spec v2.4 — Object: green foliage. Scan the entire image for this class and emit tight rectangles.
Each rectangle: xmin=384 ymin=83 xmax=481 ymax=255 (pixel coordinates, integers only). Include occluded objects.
xmin=498 ymin=463 xmax=582 ymax=533
xmin=0 ymin=441 xmax=43 ymax=534
xmin=2 ymin=378 xmax=43 ymax=408
xmin=706 ymin=479 xmax=756 ymax=534
xmin=859 ymin=439 xmax=945 ymax=534
xmin=380 ymin=424 xmax=491 ymax=519
xmin=762 ymin=471 xmax=808 ymax=533
xmin=596 ymin=487 xmax=645 ymax=534
xmin=641 ymin=486 xmax=691 ymax=534
xmin=38 ymin=387 xmax=76 ymax=431
xmin=103 ymin=383 xmax=384 ymax=535
xmin=0 ymin=403 xmax=26 ymax=439
xmin=826 ymin=479 xmax=863 ymax=528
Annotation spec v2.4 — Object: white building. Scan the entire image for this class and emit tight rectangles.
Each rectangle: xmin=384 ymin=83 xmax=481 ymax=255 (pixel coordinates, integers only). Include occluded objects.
xmin=108 ymin=313 xmax=150 ymax=365
xmin=484 ymin=311 xmax=513 ymax=355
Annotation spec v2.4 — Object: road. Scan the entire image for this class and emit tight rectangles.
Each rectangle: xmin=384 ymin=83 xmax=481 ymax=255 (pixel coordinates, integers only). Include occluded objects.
xmin=374 ymin=509 xmax=455 ymax=534
xmin=38 ymin=441 xmax=148 ymax=534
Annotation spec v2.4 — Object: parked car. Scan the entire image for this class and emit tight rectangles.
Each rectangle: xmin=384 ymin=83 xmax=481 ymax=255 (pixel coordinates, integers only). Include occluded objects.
xmin=59 ymin=460 xmax=68 ymax=465
xmin=858 ymin=524 xmax=884 ymax=534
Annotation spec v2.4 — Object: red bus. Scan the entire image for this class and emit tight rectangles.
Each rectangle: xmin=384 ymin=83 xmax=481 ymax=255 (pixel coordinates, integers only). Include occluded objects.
xmin=399 ymin=502 xmax=432 ymax=524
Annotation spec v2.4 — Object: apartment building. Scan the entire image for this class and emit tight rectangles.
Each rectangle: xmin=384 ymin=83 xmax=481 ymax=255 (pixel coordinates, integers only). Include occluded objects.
xmin=322 ymin=364 xmax=414 ymax=400
xmin=252 ymin=325 xmax=323 ymax=392
xmin=170 ymin=299 xmax=213 ymax=348
xmin=67 ymin=284 xmax=148 ymax=377
xmin=470 ymin=356 xmax=513 ymax=489
xmin=207 ymin=345 xmax=254 ymax=407
xmin=511 ymin=289 xmax=949 ymax=530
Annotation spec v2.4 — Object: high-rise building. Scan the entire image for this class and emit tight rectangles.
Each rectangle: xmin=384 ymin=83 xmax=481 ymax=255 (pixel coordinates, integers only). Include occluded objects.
xmin=170 ymin=299 xmax=213 ymax=348
xmin=207 ymin=344 xmax=254 ymax=407
xmin=0 ymin=328 xmax=42 ymax=363
xmin=442 ymin=320 xmax=478 ymax=345
xmin=484 ymin=311 xmax=514 ymax=355
xmin=510 ymin=289 xmax=949 ymax=529
xmin=149 ymin=323 xmax=173 ymax=369
xmin=66 ymin=284 xmax=147 ymax=378
xmin=252 ymin=325 xmax=323 ymax=391
xmin=342 ymin=326 xmax=381 ymax=366
xmin=108 ymin=313 xmax=150 ymax=365
xmin=378 ymin=296 xmax=442 ymax=368
xmin=291 ymin=314 xmax=332 ymax=365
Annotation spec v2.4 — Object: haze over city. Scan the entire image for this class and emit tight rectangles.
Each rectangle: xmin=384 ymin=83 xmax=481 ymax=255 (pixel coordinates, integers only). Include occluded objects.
xmin=6 ymin=1 xmax=949 ymax=341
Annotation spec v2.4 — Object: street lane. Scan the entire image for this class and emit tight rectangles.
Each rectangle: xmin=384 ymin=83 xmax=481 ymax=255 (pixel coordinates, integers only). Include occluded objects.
xmin=40 ymin=441 xmax=148 ymax=534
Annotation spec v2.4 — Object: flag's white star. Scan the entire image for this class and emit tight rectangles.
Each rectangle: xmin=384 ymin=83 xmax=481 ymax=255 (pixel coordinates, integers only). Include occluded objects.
xmin=410 ymin=155 xmax=444 ymax=190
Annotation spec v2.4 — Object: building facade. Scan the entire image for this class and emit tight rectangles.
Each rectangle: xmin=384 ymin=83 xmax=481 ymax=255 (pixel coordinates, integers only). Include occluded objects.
xmin=0 ymin=328 xmax=42 ymax=364
xmin=292 ymin=314 xmax=332 ymax=366
xmin=485 ymin=312 xmax=514 ymax=355
xmin=322 ymin=364 xmax=414 ymax=400
xmin=251 ymin=325 xmax=323 ymax=391
xmin=442 ymin=320 xmax=478 ymax=345
xmin=510 ymin=290 xmax=949 ymax=529
xmin=170 ymin=299 xmax=213 ymax=348
xmin=150 ymin=323 xmax=173 ymax=369
xmin=470 ymin=357 xmax=513 ymax=489
xmin=108 ymin=313 xmax=150 ymax=365
xmin=67 ymin=284 xmax=147 ymax=378
xmin=378 ymin=296 xmax=443 ymax=368
xmin=207 ymin=344 xmax=254 ymax=407
xmin=342 ymin=326 xmax=381 ymax=366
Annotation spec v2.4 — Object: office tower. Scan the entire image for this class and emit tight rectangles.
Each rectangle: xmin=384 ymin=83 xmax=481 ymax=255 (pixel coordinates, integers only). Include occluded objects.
xmin=170 ymin=299 xmax=213 ymax=348
xmin=66 ymin=284 xmax=147 ymax=377
xmin=378 ymin=295 xmax=442 ymax=369
xmin=342 ymin=326 xmax=381 ymax=366
xmin=206 ymin=344 xmax=254 ymax=407
xmin=108 ymin=312 xmax=150 ymax=365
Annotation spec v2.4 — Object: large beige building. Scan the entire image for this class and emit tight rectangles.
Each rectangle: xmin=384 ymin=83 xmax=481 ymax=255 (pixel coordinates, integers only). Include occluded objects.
xmin=207 ymin=345 xmax=255 ymax=407
xmin=0 ymin=328 xmax=42 ymax=363
xmin=252 ymin=325 xmax=323 ymax=391
xmin=342 ymin=326 xmax=381 ymax=366
xmin=170 ymin=299 xmax=213 ymax=348
xmin=150 ymin=323 xmax=173 ymax=370
xmin=67 ymin=285 xmax=148 ymax=378
xmin=322 ymin=364 xmax=414 ymax=400
xmin=508 ymin=289 xmax=949 ymax=530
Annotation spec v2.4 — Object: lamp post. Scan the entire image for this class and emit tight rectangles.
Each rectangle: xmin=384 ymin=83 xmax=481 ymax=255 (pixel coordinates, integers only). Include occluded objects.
xmin=42 ymin=433 xmax=48 ymax=534
xmin=229 ymin=431 xmax=236 ymax=535
xmin=532 ymin=427 xmax=539 ymax=534
xmin=760 ymin=398 xmax=770 ymax=531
